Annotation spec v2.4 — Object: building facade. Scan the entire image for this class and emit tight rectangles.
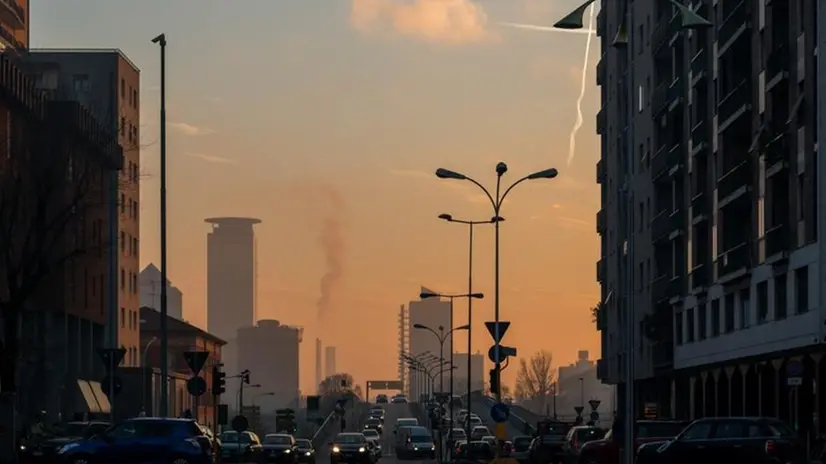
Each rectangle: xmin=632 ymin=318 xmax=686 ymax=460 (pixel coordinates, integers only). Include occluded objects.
xmin=139 ymin=263 xmax=184 ymax=320
xmin=0 ymin=0 xmax=28 ymax=53
xmin=139 ymin=306 xmax=225 ymax=426
xmin=324 ymin=346 xmax=337 ymax=378
xmin=236 ymin=320 xmax=302 ymax=412
xmin=451 ymin=352 xmax=484 ymax=394
xmin=407 ymin=288 xmax=451 ymax=400
xmin=27 ymin=49 xmax=142 ymax=366
xmin=596 ymin=0 xmax=824 ymax=435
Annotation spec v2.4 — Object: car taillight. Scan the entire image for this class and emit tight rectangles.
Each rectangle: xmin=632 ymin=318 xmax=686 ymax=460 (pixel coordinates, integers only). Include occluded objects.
xmin=765 ymin=440 xmax=776 ymax=453
xmin=573 ymin=439 xmax=579 ymax=451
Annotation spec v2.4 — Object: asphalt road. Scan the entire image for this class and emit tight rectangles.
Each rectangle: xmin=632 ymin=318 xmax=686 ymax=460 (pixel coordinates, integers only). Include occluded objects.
xmin=315 ymin=402 xmax=435 ymax=464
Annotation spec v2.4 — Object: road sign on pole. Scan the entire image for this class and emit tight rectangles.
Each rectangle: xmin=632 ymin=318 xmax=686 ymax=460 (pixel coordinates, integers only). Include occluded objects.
xmin=187 ymin=376 xmax=208 ymax=396
xmin=490 ymin=403 xmax=510 ymax=423
xmin=488 ymin=345 xmax=517 ymax=363
xmin=786 ymin=359 xmax=803 ymax=386
xmin=574 ymin=406 xmax=584 ymax=416
xmin=101 ymin=375 xmax=123 ymax=397
xmin=232 ymin=415 xmax=249 ymax=432
xmin=97 ymin=348 xmax=126 ymax=372
xmin=588 ymin=399 xmax=601 ymax=411
xmin=183 ymin=351 xmax=210 ymax=376
xmin=485 ymin=322 xmax=511 ymax=343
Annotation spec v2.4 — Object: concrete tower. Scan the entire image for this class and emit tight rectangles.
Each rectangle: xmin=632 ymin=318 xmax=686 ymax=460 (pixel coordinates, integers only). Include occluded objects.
xmin=315 ymin=338 xmax=323 ymax=392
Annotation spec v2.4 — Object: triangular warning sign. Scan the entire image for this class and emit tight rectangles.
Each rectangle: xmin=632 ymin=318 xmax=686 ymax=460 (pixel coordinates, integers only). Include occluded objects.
xmin=574 ymin=406 xmax=584 ymax=415
xmin=485 ymin=321 xmax=511 ymax=343
xmin=97 ymin=348 xmax=127 ymax=372
xmin=183 ymin=351 xmax=210 ymax=375
xmin=588 ymin=399 xmax=601 ymax=411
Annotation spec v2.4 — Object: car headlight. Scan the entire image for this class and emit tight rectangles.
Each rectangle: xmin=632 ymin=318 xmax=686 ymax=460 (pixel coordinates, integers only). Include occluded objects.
xmin=58 ymin=443 xmax=80 ymax=455
xmin=19 ymin=445 xmax=25 ymax=451
xmin=431 ymin=446 xmax=436 ymax=451
xmin=305 ymin=452 xmax=312 ymax=456
xmin=284 ymin=449 xmax=291 ymax=454
xmin=358 ymin=447 xmax=366 ymax=453
xmin=413 ymin=447 xmax=419 ymax=451
xmin=332 ymin=447 xmax=340 ymax=453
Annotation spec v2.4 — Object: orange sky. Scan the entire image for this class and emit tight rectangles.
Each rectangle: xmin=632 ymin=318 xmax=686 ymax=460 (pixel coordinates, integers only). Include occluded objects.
xmin=36 ymin=0 xmax=604 ymax=392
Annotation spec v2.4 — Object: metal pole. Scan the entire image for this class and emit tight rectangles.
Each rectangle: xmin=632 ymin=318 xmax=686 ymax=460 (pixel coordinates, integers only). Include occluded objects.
xmin=493 ymin=176 xmax=502 ymax=406
xmin=156 ymin=33 xmax=170 ymax=418
xmin=239 ymin=381 xmax=244 ymax=414
xmin=439 ymin=335 xmax=445 ymax=395
xmin=467 ymin=222 xmax=474 ymax=442
xmin=580 ymin=378 xmax=585 ymax=408
xmin=449 ymin=298 xmax=454 ymax=420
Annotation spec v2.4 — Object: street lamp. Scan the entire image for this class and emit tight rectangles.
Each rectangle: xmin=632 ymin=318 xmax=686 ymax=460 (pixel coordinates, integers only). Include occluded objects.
xmin=553 ymin=3 xmax=710 ymax=464
xmin=435 ymin=163 xmax=557 ymax=404
xmin=238 ymin=384 xmax=262 ymax=411
xmin=421 ymin=287 xmax=485 ymax=426
xmin=254 ymin=392 xmax=275 ymax=407
xmin=413 ymin=324 xmax=469 ymax=399
xmin=151 ymin=32 xmax=170 ymax=417
xmin=140 ymin=336 xmax=158 ymax=415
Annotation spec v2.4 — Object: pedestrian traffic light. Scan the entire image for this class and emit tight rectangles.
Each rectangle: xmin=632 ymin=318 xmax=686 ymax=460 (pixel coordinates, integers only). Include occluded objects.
xmin=213 ymin=367 xmax=226 ymax=395
xmin=489 ymin=368 xmax=499 ymax=395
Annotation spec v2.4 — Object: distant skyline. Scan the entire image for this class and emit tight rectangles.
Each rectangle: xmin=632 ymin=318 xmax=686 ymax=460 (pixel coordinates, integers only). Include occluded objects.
xmin=33 ymin=0 xmax=602 ymax=393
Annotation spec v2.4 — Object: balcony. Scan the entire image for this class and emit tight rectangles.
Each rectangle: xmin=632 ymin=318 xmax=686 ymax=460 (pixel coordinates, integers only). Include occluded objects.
xmin=690 ymin=50 xmax=706 ymax=82
xmin=596 ymin=106 xmax=606 ymax=135
xmin=596 ymin=159 xmax=605 ymax=184
xmin=689 ymin=263 xmax=709 ymax=289
xmin=596 ymin=359 xmax=608 ymax=381
xmin=596 ymin=259 xmax=605 ymax=283
xmin=718 ymin=0 xmax=747 ymax=51
xmin=651 ymin=274 xmax=682 ymax=303
xmin=764 ymin=131 xmax=790 ymax=169
xmin=717 ymin=80 xmax=750 ymax=127
xmin=596 ymin=9 xmax=605 ymax=37
xmin=596 ymin=209 xmax=606 ymax=234
xmin=717 ymin=160 xmax=750 ymax=204
xmin=758 ymin=224 xmax=789 ymax=262
xmin=715 ymin=242 xmax=750 ymax=280
xmin=766 ymin=45 xmax=789 ymax=90
xmin=666 ymin=77 xmax=682 ymax=109
xmin=651 ymin=209 xmax=669 ymax=242
xmin=595 ymin=306 xmax=607 ymax=331
xmin=596 ymin=56 xmax=605 ymax=86
xmin=652 ymin=11 xmax=680 ymax=54
xmin=652 ymin=143 xmax=682 ymax=180
xmin=691 ymin=121 xmax=707 ymax=154
xmin=0 ymin=0 xmax=25 ymax=30
xmin=691 ymin=191 xmax=708 ymax=219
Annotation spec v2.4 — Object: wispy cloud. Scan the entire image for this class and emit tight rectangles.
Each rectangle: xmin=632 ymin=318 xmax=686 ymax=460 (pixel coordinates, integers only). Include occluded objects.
xmin=350 ymin=0 xmax=494 ymax=44
xmin=556 ymin=215 xmax=592 ymax=231
xmin=185 ymin=152 xmax=236 ymax=164
xmin=169 ymin=122 xmax=213 ymax=136
xmin=500 ymin=22 xmax=596 ymax=35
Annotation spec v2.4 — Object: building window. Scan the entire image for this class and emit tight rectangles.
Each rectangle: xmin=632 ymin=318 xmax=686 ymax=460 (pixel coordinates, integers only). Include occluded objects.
xmin=675 ymin=312 xmax=683 ymax=345
xmin=120 ymin=268 xmax=126 ymax=290
xmin=711 ymin=299 xmax=720 ymax=336
xmin=133 ymin=89 xmax=138 ymax=108
xmin=739 ymin=288 xmax=750 ymax=329
xmin=120 ymin=231 xmax=125 ymax=253
xmin=72 ymin=74 xmax=90 ymax=92
xmin=757 ymin=281 xmax=768 ymax=323
xmin=724 ymin=293 xmax=735 ymax=333
xmin=120 ymin=193 xmax=126 ymax=213
xmin=120 ymin=307 xmax=125 ymax=328
xmin=121 ymin=78 xmax=126 ymax=99
xmin=795 ymin=265 xmax=809 ymax=314
xmin=686 ymin=308 xmax=695 ymax=342
xmin=121 ymin=116 xmax=126 ymax=136
xmin=775 ymin=274 xmax=787 ymax=320
xmin=698 ymin=304 xmax=707 ymax=340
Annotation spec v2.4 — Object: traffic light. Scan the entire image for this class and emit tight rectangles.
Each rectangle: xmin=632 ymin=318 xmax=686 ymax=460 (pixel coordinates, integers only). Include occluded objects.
xmin=213 ymin=366 xmax=226 ymax=395
xmin=489 ymin=368 xmax=499 ymax=395
xmin=242 ymin=370 xmax=251 ymax=384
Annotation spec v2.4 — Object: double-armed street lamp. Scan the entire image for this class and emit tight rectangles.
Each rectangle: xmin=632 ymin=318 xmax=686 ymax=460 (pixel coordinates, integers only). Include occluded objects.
xmin=553 ymin=3 xmax=710 ymax=463
xmin=402 ymin=352 xmax=450 ymax=400
xmin=420 ymin=289 xmax=484 ymax=421
xmin=435 ymin=163 xmax=558 ymax=404
xmin=413 ymin=323 xmax=469 ymax=398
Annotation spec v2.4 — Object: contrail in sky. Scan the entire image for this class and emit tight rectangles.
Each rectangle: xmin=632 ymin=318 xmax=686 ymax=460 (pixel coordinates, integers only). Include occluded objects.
xmin=567 ymin=4 xmax=596 ymax=166
xmin=499 ymin=22 xmax=596 ymax=35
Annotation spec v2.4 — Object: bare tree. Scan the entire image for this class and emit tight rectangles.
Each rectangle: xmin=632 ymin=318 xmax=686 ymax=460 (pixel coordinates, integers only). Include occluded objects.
xmin=318 ymin=373 xmax=357 ymax=396
xmin=0 ymin=104 xmax=118 ymax=395
xmin=514 ymin=350 xmax=556 ymax=414
xmin=591 ymin=303 xmax=600 ymax=323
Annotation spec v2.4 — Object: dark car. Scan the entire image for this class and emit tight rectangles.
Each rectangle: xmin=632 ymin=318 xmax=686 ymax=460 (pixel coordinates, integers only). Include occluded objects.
xmin=560 ymin=426 xmax=604 ymax=463
xmin=221 ymin=430 xmax=264 ymax=463
xmin=391 ymin=396 xmax=409 ymax=404
xmin=376 ymin=395 xmax=389 ymax=404
xmin=330 ymin=433 xmax=375 ymax=464
xmin=636 ymin=417 xmax=803 ymax=464
xmin=262 ymin=434 xmax=298 ymax=463
xmin=54 ymin=417 xmax=213 ymax=464
xmin=20 ymin=421 xmax=110 ymax=462
xmin=296 ymin=439 xmax=316 ymax=464
xmin=457 ymin=441 xmax=494 ymax=461
xmin=512 ymin=435 xmax=533 ymax=463
xmin=577 ymin=420 xmax=687 ymax=464
xmin=364 ymin=418 xmax=383 ymax=435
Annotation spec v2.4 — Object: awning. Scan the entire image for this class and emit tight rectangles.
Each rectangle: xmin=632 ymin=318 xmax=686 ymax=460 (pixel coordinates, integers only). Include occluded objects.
xmin=88 ymin=381 xmax=111 ymax=414
xmin=77 ymin=380 xmax=103 ymax=413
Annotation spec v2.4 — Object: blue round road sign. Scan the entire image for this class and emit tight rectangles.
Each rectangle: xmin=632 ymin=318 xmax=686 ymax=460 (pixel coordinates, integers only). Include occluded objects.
xmin=786 ymin=359 xmax=804 ymax=376
xmin=490 ymin=402 xmax=510 ymax=423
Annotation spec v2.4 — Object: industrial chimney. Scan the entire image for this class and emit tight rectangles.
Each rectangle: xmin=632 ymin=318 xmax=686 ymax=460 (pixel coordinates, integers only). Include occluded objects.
xmin=315 ymin=338 xmax=322 ymax=392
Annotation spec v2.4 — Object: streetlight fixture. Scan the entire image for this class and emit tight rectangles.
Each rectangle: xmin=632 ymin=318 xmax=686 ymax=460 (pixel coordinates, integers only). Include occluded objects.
xmin=553 ymin=3 xmax=710 ymax=464
xmin=435 ymin=163 xmax=558 ymax=405
xmin=140 ymin=336 xmax=158 ymax=415
xmin=420 ymin=288 xmax=485 ymax=428
xmin=151 ymin=32 xmax=170 ymax=417
xmin=413 ymin=323 xmax=468 ymax=403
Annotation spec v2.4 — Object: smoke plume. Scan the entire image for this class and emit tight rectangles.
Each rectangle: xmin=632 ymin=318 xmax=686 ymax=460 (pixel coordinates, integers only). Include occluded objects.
xmin=316 ymin=188 xmax=345 ymax=321
xmin=567 ymin=4 xmax=596 ymax=167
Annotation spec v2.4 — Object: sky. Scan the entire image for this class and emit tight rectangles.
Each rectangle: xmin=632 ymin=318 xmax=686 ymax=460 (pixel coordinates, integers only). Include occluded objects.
xmin=33 ymin=0 xmax=603 ymax=393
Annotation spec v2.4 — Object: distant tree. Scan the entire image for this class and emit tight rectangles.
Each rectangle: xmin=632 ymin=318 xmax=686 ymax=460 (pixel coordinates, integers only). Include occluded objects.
xmin=514 ymin=350 xmax=556 ymax=414
xmin=591 ymin=304 xmax=600 ymax=323
xmin=318 ymin=373 xmax=361 ymax=399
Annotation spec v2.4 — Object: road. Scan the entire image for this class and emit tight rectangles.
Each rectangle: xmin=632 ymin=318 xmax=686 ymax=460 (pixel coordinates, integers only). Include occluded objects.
xmin=315 ymin=402 xmax=434 ymax=464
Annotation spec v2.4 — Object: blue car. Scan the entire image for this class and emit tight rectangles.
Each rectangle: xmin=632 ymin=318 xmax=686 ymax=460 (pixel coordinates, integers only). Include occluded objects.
xmin=56 ymin=417 xmax=214 ymax=464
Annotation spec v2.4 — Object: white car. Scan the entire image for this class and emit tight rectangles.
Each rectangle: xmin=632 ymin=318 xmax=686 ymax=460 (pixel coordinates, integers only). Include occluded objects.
xmin=362 ymin=429 xmax=382 ymax=458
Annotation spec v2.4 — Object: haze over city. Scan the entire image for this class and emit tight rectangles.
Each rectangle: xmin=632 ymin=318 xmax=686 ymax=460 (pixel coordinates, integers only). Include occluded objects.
xmin=33 ymin=0 xmax=601 ymax=393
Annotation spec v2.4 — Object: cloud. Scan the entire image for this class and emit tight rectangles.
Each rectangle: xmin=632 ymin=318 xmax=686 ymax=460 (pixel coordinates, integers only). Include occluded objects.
xmin=350 ymin=0 xmax=493 ymax=44
xmin=169 ymin=122 xmax=213 ymax=136
xmin=185 ymin=152 xmax=236 ymax=164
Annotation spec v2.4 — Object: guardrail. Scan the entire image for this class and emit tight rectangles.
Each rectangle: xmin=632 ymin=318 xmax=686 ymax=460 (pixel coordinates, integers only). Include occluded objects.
xmin=469 ymin=393 xmax=537 ymax=435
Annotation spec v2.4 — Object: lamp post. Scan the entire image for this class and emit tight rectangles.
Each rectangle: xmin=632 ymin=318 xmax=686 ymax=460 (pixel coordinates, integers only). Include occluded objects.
xmin=140 ymin=336 xmax=158 ymax=415
xmin=420 ymin=287 xmax=485 ymax=432
xmin=553 ymin=3 xmax=710 ymax=463
xmin=238 ymin=384 xmax=262 ymax=411
xmin=435 ymin=164 xmax=557 ymax=405
xmin=413 ymin=323 xmax=469 ymax=400
xmin=150 ymin=32 xmax=170 ymax=418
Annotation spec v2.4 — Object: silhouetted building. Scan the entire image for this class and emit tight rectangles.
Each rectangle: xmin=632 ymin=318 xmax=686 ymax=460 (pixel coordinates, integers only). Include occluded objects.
xmin=324 ymin=346 xmax=337 ymax=378
xmin=407 ymin=287 xmax=451 ymax=399
xmin=451 ymin=352 xmax=484 ymax=394
xmin=28 ymin=48 xmax=143 ymax=366
xmin=0 ymin=0 xmax=28 ymax=54
xmin=315 ymin=338 xmax=323 ymax=392
xmin=139 ymin=263 xmax=183 ymax=320
xmin=237 ymin=320 xmax=302 ymax=412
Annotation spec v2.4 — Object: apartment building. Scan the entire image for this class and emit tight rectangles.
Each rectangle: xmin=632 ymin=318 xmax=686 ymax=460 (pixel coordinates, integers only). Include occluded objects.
xmin=27 ymin=49 xmax=142 ymax=366
xmin=0 ymin=0 xmax=28 ymax=53
xmin=596 ymin=0 xmax=823 ymax=434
